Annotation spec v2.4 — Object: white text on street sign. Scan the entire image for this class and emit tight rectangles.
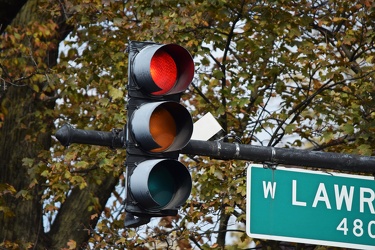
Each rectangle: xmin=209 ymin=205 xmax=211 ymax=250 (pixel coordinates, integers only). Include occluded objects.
xmin=246 ymin=164 xmax=375 ymax=249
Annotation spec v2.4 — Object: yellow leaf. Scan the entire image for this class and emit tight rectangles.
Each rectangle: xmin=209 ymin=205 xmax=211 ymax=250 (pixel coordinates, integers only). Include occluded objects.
xmin=332 ymin=17 xmax=346 ymax=23
xmin=67 ymin=239 xmax=76 ymax=250
xmin=32 ymin=84 xmax=40 ymax=92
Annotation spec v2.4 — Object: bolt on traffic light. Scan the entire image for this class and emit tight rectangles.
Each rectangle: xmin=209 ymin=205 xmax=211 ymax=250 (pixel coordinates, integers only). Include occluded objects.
xmin=124 ymin=41 xmax=194 ymax=227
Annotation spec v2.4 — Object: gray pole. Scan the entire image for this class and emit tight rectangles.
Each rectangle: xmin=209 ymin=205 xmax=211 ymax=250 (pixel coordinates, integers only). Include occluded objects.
xmin=55 ymin=126 xmax=375 ymax=174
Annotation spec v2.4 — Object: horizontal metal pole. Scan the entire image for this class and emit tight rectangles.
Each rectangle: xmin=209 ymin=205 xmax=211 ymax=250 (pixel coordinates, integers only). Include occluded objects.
xmin=55 ymin=124 xmax=124 ymax=148
xmin=55 ymin=126 xmax=375 ymax=174
xmin=181 ymin=140 xmax=375 ymax=174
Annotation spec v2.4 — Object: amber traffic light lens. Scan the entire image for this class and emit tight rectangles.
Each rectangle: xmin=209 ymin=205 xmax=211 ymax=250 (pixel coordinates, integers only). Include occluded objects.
xmin=150 ymin=50 xmax=178 ymax=95
xmin=130 ymin=101 xmax=193 ymax=153
xmin=149 ymin=107 xmax=176 ymax=152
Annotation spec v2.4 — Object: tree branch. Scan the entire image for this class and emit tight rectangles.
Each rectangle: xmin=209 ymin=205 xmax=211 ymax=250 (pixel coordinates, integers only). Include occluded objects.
xmin=47 ymin=170 xmax=119 ymax=249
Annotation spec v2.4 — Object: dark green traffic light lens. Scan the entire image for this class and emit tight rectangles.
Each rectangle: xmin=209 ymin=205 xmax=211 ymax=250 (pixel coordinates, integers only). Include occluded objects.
xmin=129 ymin=159 xmax=192 ymax=211
xmin=148 ymin=165 xmax=175 ymax=207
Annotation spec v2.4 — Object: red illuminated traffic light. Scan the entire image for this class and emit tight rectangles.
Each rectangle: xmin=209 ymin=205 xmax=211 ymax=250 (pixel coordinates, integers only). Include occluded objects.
xmin=130 ymin=43 xmax=194 ymax=96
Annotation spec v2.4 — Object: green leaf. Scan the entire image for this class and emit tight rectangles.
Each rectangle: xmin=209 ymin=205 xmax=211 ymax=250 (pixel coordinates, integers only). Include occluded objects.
xmin=342 ymin=124 xmax=354 ymax=134
xmin=108 ymin=85 xmax=123 ymax=100
xmin=212 ymin=69 xmax=224 ymax=79
xmin=285 ymin=124 xmax=296 ymax=134
xmin=357 ymin=144 xmax=372 ymax=156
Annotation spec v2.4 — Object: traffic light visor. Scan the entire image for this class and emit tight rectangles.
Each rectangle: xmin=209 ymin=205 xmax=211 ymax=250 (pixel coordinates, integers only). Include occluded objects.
xmin=132 ymin=44 xmax=194 ymax=95
xmin=130 ymin=159 xmax=192 ymax=210
xmin=130 ymin=101 xmax=193 ymax=152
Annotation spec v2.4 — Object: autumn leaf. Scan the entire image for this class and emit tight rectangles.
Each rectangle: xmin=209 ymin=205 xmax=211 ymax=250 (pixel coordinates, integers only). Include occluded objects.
xmin=66 ymin=239 xmax=76 ymax=250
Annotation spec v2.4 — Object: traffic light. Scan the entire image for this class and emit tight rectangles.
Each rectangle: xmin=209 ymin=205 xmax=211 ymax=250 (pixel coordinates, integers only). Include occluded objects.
xmin=124 ymin=41 xmax=194 ymax=227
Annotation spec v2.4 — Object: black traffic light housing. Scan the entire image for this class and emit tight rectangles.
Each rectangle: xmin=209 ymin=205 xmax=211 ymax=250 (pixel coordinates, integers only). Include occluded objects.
xmin=124 ymin=41 xmax=194 ymax=227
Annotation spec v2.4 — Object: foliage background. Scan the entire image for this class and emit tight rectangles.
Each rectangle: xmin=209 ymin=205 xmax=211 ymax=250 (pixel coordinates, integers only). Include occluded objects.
xmin=1 ymin=0 xmax=375 ymax=249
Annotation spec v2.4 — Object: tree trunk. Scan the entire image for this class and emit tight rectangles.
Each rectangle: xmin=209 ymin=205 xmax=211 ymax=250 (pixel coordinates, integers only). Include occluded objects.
xmin=0 ymin=0 xmax=27 ymax=33
xmin=0 ymin=1 xmax=119 ymax=249
xmin=0 ymin=0 xmax=57 ymax=247
xmin=0 ymin=85 xmax=51 ymax=249
xmin=47 ymin=173 xmax=118 ymax=249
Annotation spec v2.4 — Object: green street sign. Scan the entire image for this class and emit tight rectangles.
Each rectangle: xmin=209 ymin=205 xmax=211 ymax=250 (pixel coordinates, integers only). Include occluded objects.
xmin=247 ymin=164 xmax=375 ymax=249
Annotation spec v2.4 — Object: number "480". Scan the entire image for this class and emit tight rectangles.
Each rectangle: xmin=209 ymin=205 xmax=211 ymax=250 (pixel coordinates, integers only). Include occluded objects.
xmin=337 ymin=218 xmax=375 ymax=238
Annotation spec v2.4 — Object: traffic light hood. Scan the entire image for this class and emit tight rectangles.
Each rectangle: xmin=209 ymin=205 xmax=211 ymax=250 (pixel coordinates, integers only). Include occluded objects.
xmin=129 ymin=159 xmax=192 ymax=211
xmin=132 ymin=44 xmax=194 ymax=96
xmin=129 ymin=101 xmax=193 ymax=153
